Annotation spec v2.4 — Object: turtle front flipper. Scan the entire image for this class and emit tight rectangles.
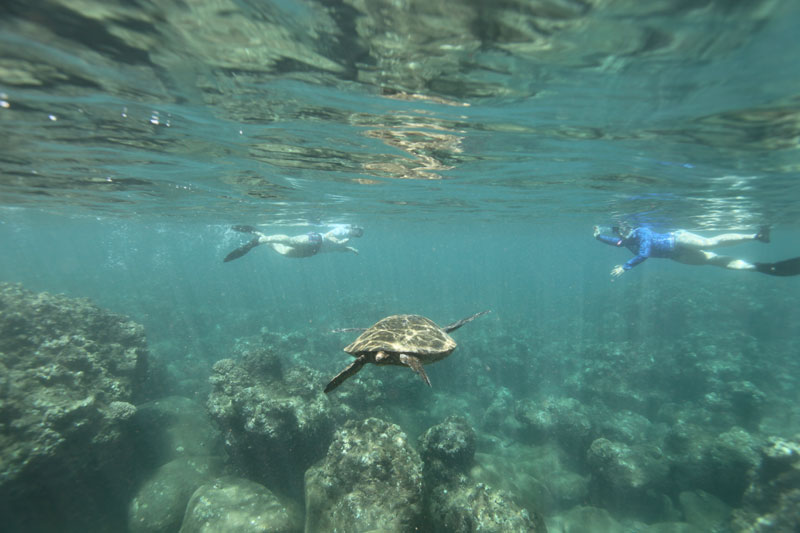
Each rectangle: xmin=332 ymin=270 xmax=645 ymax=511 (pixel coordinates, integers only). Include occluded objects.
xmin=400 ymin=354 xmax=431 ymax=387
xmin=330 ymin=327 xmax=368 ymax=334
xmin=324 ymin=355 xmax=367 ymax=393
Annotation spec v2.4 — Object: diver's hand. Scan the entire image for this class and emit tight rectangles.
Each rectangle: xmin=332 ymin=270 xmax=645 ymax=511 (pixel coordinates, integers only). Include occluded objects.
xmin=593 ymin=225 xmax=600 ymax=237
xmin=611 ymin=265 xmax=625 ymax=278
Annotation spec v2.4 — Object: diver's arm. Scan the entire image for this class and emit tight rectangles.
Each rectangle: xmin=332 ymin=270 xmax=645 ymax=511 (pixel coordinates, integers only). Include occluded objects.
xmin=597 ymin=234 xmax=624 ymax=247
xmin=323 ymin=231 xmax=349 ymax=245
xmin=622 ymin=239 xmax=650 ymax=270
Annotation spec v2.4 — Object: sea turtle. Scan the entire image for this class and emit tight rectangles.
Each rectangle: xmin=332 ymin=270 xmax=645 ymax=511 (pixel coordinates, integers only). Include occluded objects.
xmin=324 ymin=310 xmax=490 ymax=393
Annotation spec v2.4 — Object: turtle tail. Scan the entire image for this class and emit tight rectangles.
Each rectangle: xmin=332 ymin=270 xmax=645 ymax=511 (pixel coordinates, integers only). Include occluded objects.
xmin=324 ymin=356 xmax=367 ymax=393
xmin=443 ymin=310 xmax=491 ymax=333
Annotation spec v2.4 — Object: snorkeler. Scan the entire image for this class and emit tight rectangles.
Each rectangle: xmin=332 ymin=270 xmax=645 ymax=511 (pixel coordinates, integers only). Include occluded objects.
xmin=224 ymin=224 xmax=363 ymax=262
xmin=593 ymin=224 xmax=800 ymax=277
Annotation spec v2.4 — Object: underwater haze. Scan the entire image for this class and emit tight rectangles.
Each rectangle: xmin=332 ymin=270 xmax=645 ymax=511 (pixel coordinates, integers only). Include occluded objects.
xmin=1 ymin=1 xmax=800 ymax=532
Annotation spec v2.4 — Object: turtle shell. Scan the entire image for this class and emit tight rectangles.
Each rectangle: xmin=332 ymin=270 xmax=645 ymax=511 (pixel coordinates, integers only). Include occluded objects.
xmin=344 ymin=314 xmax=456 ymax=357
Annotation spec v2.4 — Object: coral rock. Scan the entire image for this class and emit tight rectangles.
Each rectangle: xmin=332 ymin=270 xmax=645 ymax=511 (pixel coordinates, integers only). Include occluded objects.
xmin=419 ymin=415 xmax=477 ymax=484
xmin=304 ymin=418 xmax=423 ymax=532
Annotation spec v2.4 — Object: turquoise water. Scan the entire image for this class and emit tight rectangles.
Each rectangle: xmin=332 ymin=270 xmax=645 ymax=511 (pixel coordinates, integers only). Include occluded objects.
xmin=2 ymin=1 xmax=800 ymax=532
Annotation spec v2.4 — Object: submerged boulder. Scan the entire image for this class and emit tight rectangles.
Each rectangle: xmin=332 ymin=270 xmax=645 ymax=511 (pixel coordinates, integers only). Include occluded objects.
xmin=179 ymin=476 xmax=302 ymax=533
xmin=304 ymin=417 xmax=424 ymax=532
xmin=127 ymin=455 xmax=223 ymax=533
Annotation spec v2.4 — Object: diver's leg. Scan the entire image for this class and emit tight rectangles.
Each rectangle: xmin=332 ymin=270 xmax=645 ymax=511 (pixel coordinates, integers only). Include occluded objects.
xmin=673 ymin=249 xmax=756 ymax=271
xmin=268 ymin=243 xmax=294 ymax=256
xmin=269 ymin=235 xmax=319 ymax=258
xmin=257 ymin=233 xmax=292 ymax=244
xmin=224 ymin=238 xmax=262 ymax=262
xmin=674 ymin=229 xmax=761 ymax=250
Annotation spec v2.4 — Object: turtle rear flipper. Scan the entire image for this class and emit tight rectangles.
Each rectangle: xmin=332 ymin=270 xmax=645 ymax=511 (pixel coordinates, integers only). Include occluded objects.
xmin=443 ymin=310 xmax=490 ymax=333
xmin=324 ymin=356 xmax=367 ymax=393
xmin=400 ymin=354 xmax=431 ymax=387
xmin=224 ymin=238 xmax=261 ymax=262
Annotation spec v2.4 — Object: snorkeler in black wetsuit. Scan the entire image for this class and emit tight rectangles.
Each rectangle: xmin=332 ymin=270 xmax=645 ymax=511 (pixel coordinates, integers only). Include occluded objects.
xmin=223 ymin=224 xmax=363 ymax=262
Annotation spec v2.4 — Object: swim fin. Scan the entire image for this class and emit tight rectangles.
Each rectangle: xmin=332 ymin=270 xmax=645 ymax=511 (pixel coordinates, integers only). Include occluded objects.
xmin=223 ymin=238 xmax=260 ymax=262
xmin=754 ymin=257 xmax=800 ymax=276
xmin=232 ymin=225 xmax=258 ymax=233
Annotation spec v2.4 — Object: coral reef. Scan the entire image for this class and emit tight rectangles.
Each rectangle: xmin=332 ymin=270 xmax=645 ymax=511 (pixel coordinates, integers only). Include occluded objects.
xmin=0 ymin=283 xmax=149 ymax=531
xmin=418 ymin=417 xmax=546 ymax=531
xmin=179 ymin=476 xmax=302 ymax=533
xmin=206 ymin=347 xmax=350 ymax=499
xmin=667 ymin=426 xmax=763 ymax=506
xmin=586 ymin=437 xmax=671 ymax=520
xmin=428 ymin=481 xmax=545 ymax=532
xmin=730 ymin=435 xmax=800 ymax=532
xmin=304 ymin=417 xmax=424 ymax=532
xmin=418 ymin=415 xmax=477 ymax=485
xmin=516 ymin=396 xmax=594 ymax=460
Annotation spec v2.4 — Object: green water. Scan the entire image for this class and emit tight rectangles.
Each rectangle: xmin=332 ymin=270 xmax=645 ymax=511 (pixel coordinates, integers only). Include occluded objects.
xmin=2 ymin=1 xmax=800 ymax=532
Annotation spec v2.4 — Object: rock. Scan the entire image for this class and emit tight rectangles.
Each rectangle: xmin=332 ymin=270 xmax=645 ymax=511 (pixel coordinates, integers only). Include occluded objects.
xmin=0 ymin=283 xmax=149 ymax=531
xmin=678 ymin=490 xmax=729 ymax=530
xmin=128 ymin=455 xmax=223 ymax=533
xmin=132 ymin=396 xmax=221 ymax=467
xmin=595 ymin=409 xmax=658 ymax=446
xmin=704 ymin=427 xmax=762 ymax=505
xmin=471 ymin=442 xmax=586 ymax=515
xmin=179 ymin=476 xmax=302 ymax=533
xmin=548 ymin=505 xmax=625 ymax=533
xmin=668 ymin=426 xmax=762 ymax=506
xmin=429 ymin=482 xmax=544 ymax=532
xmin=207 ymin=353 xmax=348 ymax=499
xmin=516 ymin=396 xmax=593 ymax=459
xmin=481 ymin=387 xmax=522 ymax=436
xmin=108 ymin=400 xmax=138 ymax=421
xmin=642 ymin=522 xmax=703 ymax=533
xmin=726 ymin=381 xmax=766 ymax=431
xmin=418 ymin=416 xmax=476 ymax=485
xmin=304 ymin=418 xmax=423 ymax=532
xmin=731 ymin=435 xmax=800 ymax=532
xmin=585 ymin=438 xmax=669 ymax=520
xmin=733 ymin=489 xmax=800 ymax=533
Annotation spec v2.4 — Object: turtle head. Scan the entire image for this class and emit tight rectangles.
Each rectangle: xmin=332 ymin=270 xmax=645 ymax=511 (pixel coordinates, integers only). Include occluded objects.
xmin=350 ymin=225 xmax=364 ymax=238
xmin=374 ymin=351 xmax=392 ymax=364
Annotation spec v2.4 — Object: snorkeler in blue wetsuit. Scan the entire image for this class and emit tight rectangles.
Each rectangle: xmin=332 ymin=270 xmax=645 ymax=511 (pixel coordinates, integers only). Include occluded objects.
xmin=594 ymin=224 xmax=800 ymax=277
xmin=224 ymin=224 xmax=363 ymax=262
